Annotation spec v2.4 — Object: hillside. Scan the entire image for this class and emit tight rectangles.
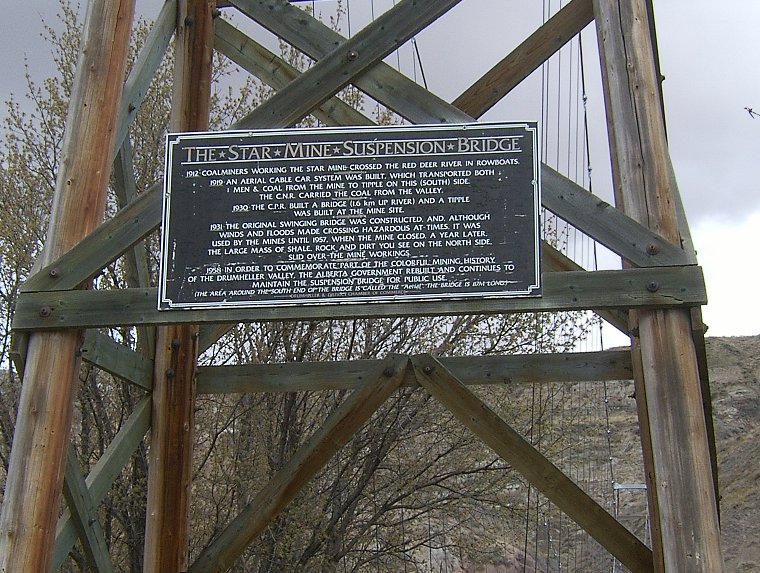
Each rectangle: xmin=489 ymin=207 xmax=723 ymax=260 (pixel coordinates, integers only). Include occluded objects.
xmin=708 ymin=336 xmax=760 ymax=572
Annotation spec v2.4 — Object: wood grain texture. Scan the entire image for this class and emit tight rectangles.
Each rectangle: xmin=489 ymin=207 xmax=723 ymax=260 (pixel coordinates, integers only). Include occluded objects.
xmin=62 ymin=448 xmax=115 ymax=573
xmin=143 ymin=1 xmax=213 ymax=571
xmin=53 ymin=397 xmax=151 ymax=571
xmin=0 ymin=1 xmax=135 ymax=571
xmin=196 ymin=350 xmax=633 ymax=393
xmin=216 ymin=19 xmax=373 ymax=127
xmin=231 ymin=0 xmax=473 ymax=124
xmin=594 ymin=1 xmax=723 ymax=570
xmin=14 ymin=266 xmax=707 ymax=330
xmin=232 ymin=0 xmax=465 ymax=129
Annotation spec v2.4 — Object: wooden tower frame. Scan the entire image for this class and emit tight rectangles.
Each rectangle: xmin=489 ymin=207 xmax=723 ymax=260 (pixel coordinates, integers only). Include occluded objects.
xmin=0 ymin=0 xmax=723 ymax=571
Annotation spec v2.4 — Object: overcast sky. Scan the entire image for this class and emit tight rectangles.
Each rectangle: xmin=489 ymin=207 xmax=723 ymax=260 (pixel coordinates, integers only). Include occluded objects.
xmin=2 ymin=0 xmax=759 ymax=338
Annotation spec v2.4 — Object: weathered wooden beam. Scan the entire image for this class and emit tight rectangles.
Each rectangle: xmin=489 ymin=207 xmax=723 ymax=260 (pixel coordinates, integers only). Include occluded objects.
xmin=114 ymin=0 xmax=177 ymax=152
xmin=215 ymin=19 xmax=373 ymax=127
xmin=453 ymin=0 xmax=594 ymax=117
xmin=144 ymin=327 xmax=199 ymax=573
xmin=541 ymin=242 xmax=630 ymax=335
xmin=628 ymin=326 xmax=665 ymax=569
xmin=0 ymin=1 xmax=136 ymax=571
xmin=411 ymin=354 xmax=653 ymax=573
xmin=232 ymin=0 xmax=473 ymax=124
xmin=113 ymin=138 xmax=157 ymax=356
xmin=192 ymin=225 xmax=633 ymax=353
xmin=196 ymin=349 xmax=632 ymax=393
xmin=188 ymin=355 xmax=408 ymax=573
xmin=14 ymin=266 xmax=706 ymax=330
xmin=143 ymin=0 xmax=213 ymax=571
xmin=690 ymin=307 xmax=720 ymax=513
xmin=81 ymin=330 xmax=153 ymax=391
xmin=21 ymin=182 xmax=161 ymax=293
xmin=53 ymin=396 xmax=152 ymax=571
xmin=594 ymin=1 xmax=723 ymax=571
xmin=542 ymin=166 xmax=691 ymax=267
xmin=232 ymin=0 xmax=465 ymax=129
xmin=62 ymin=448 xmax=115 ymax=573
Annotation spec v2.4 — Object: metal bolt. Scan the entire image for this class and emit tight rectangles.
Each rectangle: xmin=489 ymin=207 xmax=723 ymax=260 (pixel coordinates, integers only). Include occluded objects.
xmin=646 ymin=243 xmax=659 ymax=256
xmin=166 ymin=368 xmax=175 ymax=378
xmin=347 ymin=50 xmax=359 ymax=62
xmin=48 ymin=268 xmax=59 ymax=278
xmin=383 ymin=367 xmax=395 ymax=378
xmin=171 ymin=337 xmax=181 ymax=349
xmin=423 ymin=365 xmax=433 ymax=374
xmin=39 ymin=306 xmax=52 ymax=318
xmin=646 ymin=281 xmax=660 ymax=293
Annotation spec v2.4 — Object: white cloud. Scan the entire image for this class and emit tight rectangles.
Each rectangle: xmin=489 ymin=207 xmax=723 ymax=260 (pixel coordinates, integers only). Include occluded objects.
xmin=695 ymin=213 xmax=760 ymax=336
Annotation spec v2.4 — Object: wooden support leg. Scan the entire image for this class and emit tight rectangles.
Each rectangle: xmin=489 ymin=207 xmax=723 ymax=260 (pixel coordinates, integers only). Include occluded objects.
xmin=636 ymin=310 xmax=722 ymax=572
xmin=143 ymin=1 xmax=214 ymax=571
xmin=143 ymin=326 xmax=199 ymax=572
xmin=593 ymin=1 xmax=724 ymax=569
xmin=0 ymin=1 xmax=135 ymax=570
xmin=0 ymin=333 xmax=82 ymax=572
xmin=629 ymin=324 xmax=665 ymax=573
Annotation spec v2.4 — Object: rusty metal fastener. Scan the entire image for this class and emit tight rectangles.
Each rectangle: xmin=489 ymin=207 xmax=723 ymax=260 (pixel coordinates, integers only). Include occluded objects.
xmin=171 ymin=337 xmax=181 ymax=349
xmin=423 ymin=365 xmax=434 ymax=374
xmin=39 ymin=306 xmax=53 ymax=318
xmin=347 ymin=50 xmax=359 ymax=61
xmin=48 ymin=268 xmax=59 ymax=278
xmin=646 ymin=281 xmax=660 ymax=293
xmin=166 ymin=368 xmax=175 ymax=378
xmin=646 ymin=243 xmax=659 ymax=255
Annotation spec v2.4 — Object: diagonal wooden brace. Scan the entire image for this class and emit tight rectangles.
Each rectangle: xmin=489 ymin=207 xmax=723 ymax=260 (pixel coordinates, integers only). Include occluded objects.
xmin=188 ymin=354 xmax=409 ymax=573
xmin=410 ymin=353 xmax=653 ymax=573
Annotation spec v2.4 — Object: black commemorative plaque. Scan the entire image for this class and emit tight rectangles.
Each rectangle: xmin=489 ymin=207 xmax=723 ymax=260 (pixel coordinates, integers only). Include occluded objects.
xmin=158 ymin=122 xmax=541 ymax=310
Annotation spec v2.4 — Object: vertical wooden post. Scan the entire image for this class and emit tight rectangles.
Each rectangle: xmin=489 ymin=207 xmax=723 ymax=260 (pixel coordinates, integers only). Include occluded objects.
xmin=142 ymin=1 xmax=214 ymax=571
xmin=593 ymin=1 xmax=724 ymax=571
xmin=0 ymin=1 xmax=135 ymax=571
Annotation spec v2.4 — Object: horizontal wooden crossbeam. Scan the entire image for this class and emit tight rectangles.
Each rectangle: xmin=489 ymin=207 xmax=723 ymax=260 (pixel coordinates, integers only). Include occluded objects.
xmin=196 ymin=350 xmax=633 ymax=393
xmin=81 ymin=330 xmax=153 ymax=391
xmin=14 ymin=266 xmax=705 ymax=330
